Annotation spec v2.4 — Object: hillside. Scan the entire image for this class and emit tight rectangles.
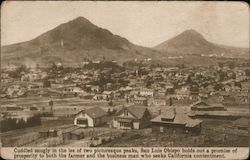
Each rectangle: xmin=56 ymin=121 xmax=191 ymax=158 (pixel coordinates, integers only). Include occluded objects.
xmin=154 ymin=29 xmax=248 ymax=58
xmin=2 ymin=18 xmax=248 ymax=68
xmin=1 ymin=16 xmax=160 ymax=67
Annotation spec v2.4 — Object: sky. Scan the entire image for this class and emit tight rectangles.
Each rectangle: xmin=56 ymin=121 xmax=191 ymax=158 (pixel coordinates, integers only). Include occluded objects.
xmin=1 ymin=1 xmax=249 ymax=48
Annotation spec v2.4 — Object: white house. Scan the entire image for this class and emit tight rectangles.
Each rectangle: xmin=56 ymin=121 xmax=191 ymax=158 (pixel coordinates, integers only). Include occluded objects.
xmin=139 ymin=88 xmax=154 ymax=97
xmin=74 ymin=107 xmax=107 ymax=127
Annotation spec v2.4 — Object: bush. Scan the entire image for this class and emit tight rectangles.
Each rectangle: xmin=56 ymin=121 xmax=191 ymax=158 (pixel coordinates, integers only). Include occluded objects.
xmin=89 ymin=143 xmax=95 ymax=147
xmin=128 ymin=134 xmax=142 ymax=140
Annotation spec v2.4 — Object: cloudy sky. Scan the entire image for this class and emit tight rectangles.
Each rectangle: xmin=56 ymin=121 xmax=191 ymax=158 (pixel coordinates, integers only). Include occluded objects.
xmin=1 ymin=1 xmax=249 ymax=48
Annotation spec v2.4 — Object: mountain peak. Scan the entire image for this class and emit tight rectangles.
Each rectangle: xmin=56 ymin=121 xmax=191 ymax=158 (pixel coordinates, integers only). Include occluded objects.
xmin=67 ymin=16 xmax=93 ymax=26
xmin=72 ymin=16 xmax=90 ymax=22
xmin=183 ymin=29 xmax=200 ymax=34
xmin=154 ymin=28 xmax=248 ymax=58
xmin=179 ymin=29 xmax=204 ymax=40
xmin=154 ymin=29 xmax=209 ymax=53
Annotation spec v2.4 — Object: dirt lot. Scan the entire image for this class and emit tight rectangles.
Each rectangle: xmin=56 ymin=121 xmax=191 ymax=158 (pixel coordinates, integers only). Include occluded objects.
xmin=100 ymin=118 xmax=249 ymax=147
xmin=1 ymin=117 xmax=74 ymax=147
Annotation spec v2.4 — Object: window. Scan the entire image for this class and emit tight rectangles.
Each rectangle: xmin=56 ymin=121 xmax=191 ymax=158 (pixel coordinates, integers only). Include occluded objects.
xmin=120 ymin=122 xmax=131 ymax=128
xmin=77 ymin=119 xmax=87 ymax=125
xmin=160 ymin=127 xmax=164 ymax=133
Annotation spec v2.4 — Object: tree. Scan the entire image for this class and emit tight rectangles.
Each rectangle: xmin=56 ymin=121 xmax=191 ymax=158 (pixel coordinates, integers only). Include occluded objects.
xmin=16 ymin=119 xmax=26 ymax=129
xmin=234 ymin=82 xmax=242 ymax=88
xmin=43 ymin=79 xmax=51 ymax=88
xmin=8 ymin=64 xmax=27 ymax=78
xmin=245 ymin=69 xmax=250 ymax=77
xmin=214 ymin=83 xmax=223 ymax=91
xmin=169 ymin=97 xmax=173 ymax=106
xmin=187 ymin=75 xmax=192 ymax=85
xmin=108 ymin=100 xmax=113 ymax=106
xmin=228 ymin=62 xmax=235 ymax=69
xmin=218 ymin=62 xmax=224 ymax=68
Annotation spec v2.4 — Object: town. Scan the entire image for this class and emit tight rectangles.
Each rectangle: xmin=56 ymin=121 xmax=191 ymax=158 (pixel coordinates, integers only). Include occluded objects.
xmin=1 ymin=57 xmax=249 ymax=147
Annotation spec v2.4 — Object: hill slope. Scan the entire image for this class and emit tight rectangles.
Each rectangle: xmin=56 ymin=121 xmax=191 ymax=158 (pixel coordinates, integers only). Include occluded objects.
xmin=154 ymin=29 xmax=248 ymax=58
xmin=2 ymin=16 xmax=159 ymax=67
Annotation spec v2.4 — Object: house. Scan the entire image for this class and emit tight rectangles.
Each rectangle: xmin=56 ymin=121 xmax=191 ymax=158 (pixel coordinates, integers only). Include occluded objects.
xmin=189 ymin=100 xmax=226 ymax=111
xmin=93 ymin=94 xmax=104 ymax=100
xmin=151 ymin=108 xmax=202 ymax=135
xmin=174 ymin=86 xmax=190 ymax=99
xmin=74 ymin=107 xmax=107 ymax=127
xmin=133 ymin=97 xmax=148 ymax=106
xmin=139 ymin=88 xmax=154 ymax=97
xmin=155 ymin=88 xmax=166 ymax=97
xmin=232 ymin=117 xmax=249 ymax=131
xmin=112 ymin=105 xmax=152 ymax=129
xmin=6 ymin=85 xmax=26 ymax=98
xmin=91 ymin=85 xmax=100 ymax=93
xmin=28 ymin=82 xmax=43 ymax=90
xmin=148 ymin=97 xmax=166 ymax=106
xmin=62 ymin=86 xmax=86 ymax=97
xmin=165 ymin=82 xmax=174 ymax=88
xmin=187 ymin=100 xmax=240 ymax=120
xmin=100 ymin=91 xmax=114 ymax=100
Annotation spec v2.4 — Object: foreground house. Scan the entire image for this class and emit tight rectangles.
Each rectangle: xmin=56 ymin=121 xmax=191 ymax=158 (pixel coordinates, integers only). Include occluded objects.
xmin=112 ymin=105 xmax=152 ymax=129
xmin=151 ymin=108 xmax=202 ymax=135
xmin=74 ymin=107 xmax=107 ymax=127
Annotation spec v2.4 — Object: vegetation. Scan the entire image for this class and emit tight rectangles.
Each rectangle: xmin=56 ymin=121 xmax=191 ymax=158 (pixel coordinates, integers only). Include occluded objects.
xmin=1 ymin=114 xmax=42 ymax=132
xmin=8 ymin=64 xmax=27 ymax=78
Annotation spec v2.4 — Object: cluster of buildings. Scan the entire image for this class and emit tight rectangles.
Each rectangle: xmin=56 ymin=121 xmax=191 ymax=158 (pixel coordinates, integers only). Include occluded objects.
xmin=1 ymin=60 xmax=249 ymax=136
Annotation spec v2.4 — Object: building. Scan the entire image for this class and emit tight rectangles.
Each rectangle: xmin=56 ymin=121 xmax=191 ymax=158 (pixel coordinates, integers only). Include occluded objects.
xmin=148 ymin=97 xmax=166 ymax=106
xmin=63 ymin=87 xmax=85 ymax=96
xmin=188 ymin=100 xmax=240 ymax=120
xmin=139 ymin=88 xmax=154 ymax=97
xmin=173 ymin=86 xmax=190 ymax=99
xmin=231 ymin=117 xmax=249 ymax=132
xmin=112 ymin=105 xmax=152 ymax=129
xmin=133 ymin=97 xmax=148 ymax=106
xmin=151 ymin=108 xmax=202 ymax=135
xmin=189 ymin=100 xmax=226 ymax=111
xmin=74 ymin=107 xmax=107 ymax=127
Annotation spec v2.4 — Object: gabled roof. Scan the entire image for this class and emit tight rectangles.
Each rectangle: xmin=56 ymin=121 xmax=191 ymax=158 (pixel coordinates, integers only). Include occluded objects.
xmin=190 ymin=100 xmax=210 ymax=107
xmin=151 ymin=108 xmax=203 ymax=127
xmin=134 ymin=97 xmax=147 ymax=101
xmin=115 ymin=105 xmax=150 ymax=119
xmin=190 ymin=100 xmax=224 ymax=108
xmin=161 ymin=108 xmax=175 ymax=120
xmin=76 ymin=107 xmax=107 ymax=119
xmin=127 ymin=105 xmax=149 ymax=119
xmin=233 ymin=117 xmax=249 ymax=127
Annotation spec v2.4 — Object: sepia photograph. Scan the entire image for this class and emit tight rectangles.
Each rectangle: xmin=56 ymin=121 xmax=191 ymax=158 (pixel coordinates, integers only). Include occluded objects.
xmin=0 ymin=1 xmax=249 ymax=155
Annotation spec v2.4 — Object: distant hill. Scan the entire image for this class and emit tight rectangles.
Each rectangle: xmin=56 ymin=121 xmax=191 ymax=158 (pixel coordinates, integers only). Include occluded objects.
xmin=2 ymin=18 xmax=248 ymax=68
xmin=154 ymin=29 xmax=249 ymax=58
xmin=1 ymin=16 xmax=159 ymax=67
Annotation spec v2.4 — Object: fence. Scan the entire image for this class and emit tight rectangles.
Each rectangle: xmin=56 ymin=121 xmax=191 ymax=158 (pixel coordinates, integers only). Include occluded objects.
xmin=3 ymin=132 xmax=40 ymax=147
